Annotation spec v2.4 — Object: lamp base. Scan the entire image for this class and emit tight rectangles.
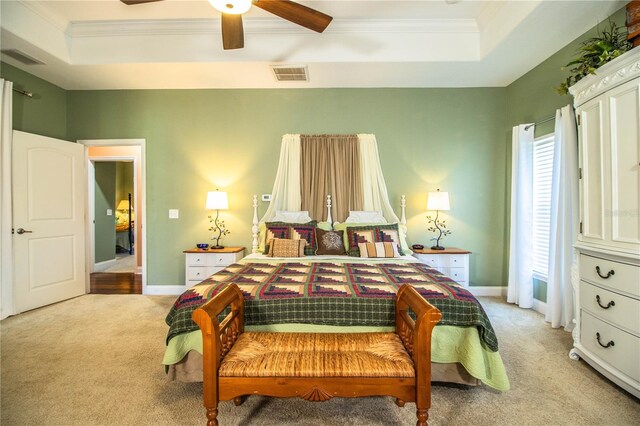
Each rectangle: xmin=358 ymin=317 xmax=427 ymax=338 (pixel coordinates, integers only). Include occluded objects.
xmin=430 ymin=245 xmax=445 ymax=251
xmin=211 ymin=245 xmax=225 ymax=250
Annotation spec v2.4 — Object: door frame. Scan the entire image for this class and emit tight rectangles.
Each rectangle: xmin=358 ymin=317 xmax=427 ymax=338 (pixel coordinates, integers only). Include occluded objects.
xmin=79 ymin=139 xmax=147 ymax=294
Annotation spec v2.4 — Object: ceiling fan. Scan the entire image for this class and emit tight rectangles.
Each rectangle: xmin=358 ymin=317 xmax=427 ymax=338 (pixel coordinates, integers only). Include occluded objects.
xmin=120 ymin=0 xmax=333 ymax=50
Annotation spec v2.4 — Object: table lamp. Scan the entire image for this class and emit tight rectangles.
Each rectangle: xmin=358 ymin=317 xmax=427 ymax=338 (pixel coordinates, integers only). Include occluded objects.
xmin=426 ymin=189 xmax=451 ymax=250
xmin=206 ymin=190 xmax=230 ymax=249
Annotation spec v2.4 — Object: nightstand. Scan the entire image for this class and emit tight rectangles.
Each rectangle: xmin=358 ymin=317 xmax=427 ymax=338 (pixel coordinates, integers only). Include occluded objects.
xmin=184 ymin=247 xmax=245 ymax=287
xmin=413 ymin=247 xmax=471 ymax=288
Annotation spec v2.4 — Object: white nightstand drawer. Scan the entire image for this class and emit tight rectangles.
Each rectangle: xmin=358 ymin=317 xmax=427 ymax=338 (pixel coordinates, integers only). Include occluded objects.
xmin=210 ymin=253 xmax=240 ymax=266
xmin=581 ymin=310 xmax=640 ymax=382
xmin=186 ymin=253 xmax=209 ymax=267
xmin=439 ymin=267 xmax=466 ymax=283
xmin=580 ymin=281 xmax=640 ymax=335
xmin=580 ymin=254 xmax=640 ymax=297
xmin=187 ymin=266 xmax=223 ymax=281
xmin=438 ymin=255 xmax=467 ymax=268
xmin=415 ymin=254 xmax=440 ymax=267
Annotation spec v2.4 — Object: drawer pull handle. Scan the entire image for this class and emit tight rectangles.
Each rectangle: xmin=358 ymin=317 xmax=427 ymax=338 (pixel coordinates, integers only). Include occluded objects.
xmin=595 ymin=295 xmax=615 ymax=309
xmin=596 ymin=332 xmax=614 ymax=349
xmin=595 ymin=266 xmax=614 ymax=279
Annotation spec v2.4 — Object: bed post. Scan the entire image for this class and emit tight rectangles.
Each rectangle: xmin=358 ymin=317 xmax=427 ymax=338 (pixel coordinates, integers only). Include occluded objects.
xmin=326 ymin=194 xmax=332 ymax=224
xmin=252 ymin=195 xmax=259 ymax=253
xmin=401 ymin=195 xmax=407 ymax=226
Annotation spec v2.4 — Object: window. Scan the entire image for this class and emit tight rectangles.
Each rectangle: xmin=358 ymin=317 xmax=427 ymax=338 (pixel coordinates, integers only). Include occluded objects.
xmin=532 ymin=134 xmax=555 ymax=279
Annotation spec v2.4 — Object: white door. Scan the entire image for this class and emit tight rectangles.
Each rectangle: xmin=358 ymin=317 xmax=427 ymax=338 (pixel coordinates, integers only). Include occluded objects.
xmin=12 ymin=131 xmax=86 ymax=313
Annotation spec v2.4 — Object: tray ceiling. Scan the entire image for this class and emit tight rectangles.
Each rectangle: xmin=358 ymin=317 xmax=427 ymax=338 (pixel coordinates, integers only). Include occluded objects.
xmin=0 ymin=0 xmax=626 ymax=89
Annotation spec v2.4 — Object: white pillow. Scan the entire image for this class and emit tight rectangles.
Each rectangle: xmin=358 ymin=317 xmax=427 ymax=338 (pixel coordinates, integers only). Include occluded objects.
xmin=345 ymin=211 xmax=387 ymax=224
xmin=272 ymin=210 xmax=312 ymax=223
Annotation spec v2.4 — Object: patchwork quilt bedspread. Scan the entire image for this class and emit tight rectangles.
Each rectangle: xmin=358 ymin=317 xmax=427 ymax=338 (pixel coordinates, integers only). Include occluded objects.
xmin=166 ymin=262 xmax=499 ymax=352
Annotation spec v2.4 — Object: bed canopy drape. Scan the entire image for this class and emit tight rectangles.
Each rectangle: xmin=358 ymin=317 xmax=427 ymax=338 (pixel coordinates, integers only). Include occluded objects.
xmin=260 ymin=133 xmax=400 ymax=224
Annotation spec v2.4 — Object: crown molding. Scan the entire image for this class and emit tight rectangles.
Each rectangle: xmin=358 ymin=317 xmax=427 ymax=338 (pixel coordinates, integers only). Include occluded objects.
xmin=570 ymin=47 xmax=640 ymax=106
xmin=68 ymin=17 xmax=479 ymax=38
xmin=17 ymin=0 xmax=70 ymax=34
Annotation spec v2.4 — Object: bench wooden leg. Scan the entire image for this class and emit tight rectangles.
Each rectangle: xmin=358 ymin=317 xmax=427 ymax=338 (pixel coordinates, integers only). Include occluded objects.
xmin=416 ymin=408 xmax=428 ymax=426
xmin=395 ymin=398 xmax=405 ymax=407
xmin=206 ymin=407 xmax=218 ymax=426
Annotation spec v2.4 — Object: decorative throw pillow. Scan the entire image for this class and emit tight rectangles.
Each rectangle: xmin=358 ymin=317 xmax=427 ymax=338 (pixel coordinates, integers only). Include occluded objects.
xmin=290 ymin=222 xmax=318 ymax=256
xmin=315 ymin=229 xmax=347 ymax=255
xmin=358 ymin=242 xmax=400 ymax=258
xmin=268 ymin=238 xmax=306 ymax=257
xmin=346 ymin=223 xmax=403 ymax=257
xmin=264 ymin=221 xmax=317 ymax=255
xmin=263 ymin=223 xmax=291 ymax=253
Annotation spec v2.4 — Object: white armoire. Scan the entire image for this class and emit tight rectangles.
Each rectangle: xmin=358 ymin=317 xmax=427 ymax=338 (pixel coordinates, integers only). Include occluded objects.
xmin=569 ymin=46 xmax=640 ymax=398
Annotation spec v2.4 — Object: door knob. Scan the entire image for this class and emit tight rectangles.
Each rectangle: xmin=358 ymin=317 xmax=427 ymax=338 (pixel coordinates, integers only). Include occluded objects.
xmin=16 ymin=228 xmax=33 ymax=235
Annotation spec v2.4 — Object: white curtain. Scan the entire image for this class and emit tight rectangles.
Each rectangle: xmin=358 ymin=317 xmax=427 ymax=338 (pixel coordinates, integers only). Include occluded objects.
xmin=545 ymin=105 xmax=578 ymax=331
xmin=260 ymin=134 xmax=301 ymax=222
xmin=507 ymin=124 xmax=535 ymax=308
xmin=358 ymin=134 xmax=400 ymax=224
xmin=0 ymin=79 xmax=13 ymax=319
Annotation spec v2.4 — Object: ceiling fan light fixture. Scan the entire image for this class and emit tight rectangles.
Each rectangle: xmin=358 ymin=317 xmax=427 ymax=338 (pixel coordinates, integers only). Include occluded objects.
xmin=208 ymin=0 xmax=252 ymax=15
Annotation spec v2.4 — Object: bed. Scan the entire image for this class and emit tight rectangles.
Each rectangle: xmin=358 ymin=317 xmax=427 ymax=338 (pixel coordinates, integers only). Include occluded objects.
xmin=162 ymin=198 xmax=509 ymax=392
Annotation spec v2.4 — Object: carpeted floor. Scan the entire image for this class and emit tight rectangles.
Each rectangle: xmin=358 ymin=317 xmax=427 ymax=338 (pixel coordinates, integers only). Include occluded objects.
xmin=1 ymin=295 xmax=638 ymax=425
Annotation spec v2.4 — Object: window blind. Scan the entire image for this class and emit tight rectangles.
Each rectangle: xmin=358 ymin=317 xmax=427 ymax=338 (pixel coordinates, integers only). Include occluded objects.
xmin=532 ymin=135 xmax=555 ymax=278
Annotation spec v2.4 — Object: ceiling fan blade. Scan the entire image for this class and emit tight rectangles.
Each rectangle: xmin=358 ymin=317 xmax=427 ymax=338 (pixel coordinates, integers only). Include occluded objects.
xmin=120 ymin=0 xmax=164 ymax=5
xmin=253 ymin=0 xmax=333 ymax=33
xmin=221 ymin=13 xmax=245 ymax=50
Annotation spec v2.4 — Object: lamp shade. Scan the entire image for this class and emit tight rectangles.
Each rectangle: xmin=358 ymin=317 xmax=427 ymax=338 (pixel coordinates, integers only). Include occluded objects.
xmin=206 ymin=191 xmax=229 ymax=210
xmin=117 ymin=199 xmax=131 ymax=210
xmin=427 ymin=190 xmax=450 ymax=211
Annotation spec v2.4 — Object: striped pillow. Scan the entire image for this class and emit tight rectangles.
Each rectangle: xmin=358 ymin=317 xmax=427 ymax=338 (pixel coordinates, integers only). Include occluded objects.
xmin=358 ymin=242 xmax=400 ymax=258
xmin=268 ymin=238 xmax=306 ymax=257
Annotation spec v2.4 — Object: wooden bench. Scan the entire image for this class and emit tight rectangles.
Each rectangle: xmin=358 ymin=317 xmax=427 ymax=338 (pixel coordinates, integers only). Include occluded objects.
xmin=192 ymin=283 xmax=442 ymax=426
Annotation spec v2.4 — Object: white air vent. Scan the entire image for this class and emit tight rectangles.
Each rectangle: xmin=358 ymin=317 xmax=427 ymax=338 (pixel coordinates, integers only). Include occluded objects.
xmin=1 ymin=49 xmax=45 ymax=65
xmin=271 ymin=65 xmax=309 ymax=82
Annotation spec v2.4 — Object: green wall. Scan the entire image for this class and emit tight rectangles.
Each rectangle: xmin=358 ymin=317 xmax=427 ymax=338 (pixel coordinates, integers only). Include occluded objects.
xmin=505 ymin=6 xmax=627 ymax=302
xmin=95 ymin=162 xmax=117 ymax=263
xmin=0 ymin=62 xmax=67 ymax=140
xmin=67 ymin=88 xmax=509 ymax=287
xmin=116 ymin=162 xmax=135 ymax=209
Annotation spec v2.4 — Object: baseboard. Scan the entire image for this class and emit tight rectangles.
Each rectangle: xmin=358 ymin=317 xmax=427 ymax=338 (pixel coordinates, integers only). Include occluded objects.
xmin=468 ymin=286 xmax=507 ymax=297
xmin=144 ymin=285 xmax=186 ymax=295
xmin=533 ymin=299 xmax=547 ymax=315
xmin=93 ymin=259 xmax=116 ymax=272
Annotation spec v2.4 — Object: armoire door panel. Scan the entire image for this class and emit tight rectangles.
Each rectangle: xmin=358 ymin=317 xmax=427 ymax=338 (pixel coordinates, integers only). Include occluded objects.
xmin=579 ymin=98 xmax=607 ymax=243
xmin=608 ymin=79 xmax=640 ymax=246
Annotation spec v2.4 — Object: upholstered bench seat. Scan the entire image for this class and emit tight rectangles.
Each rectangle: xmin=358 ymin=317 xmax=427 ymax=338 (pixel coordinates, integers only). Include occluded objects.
xmin=219 ymin=332 xmax=415 ymax=378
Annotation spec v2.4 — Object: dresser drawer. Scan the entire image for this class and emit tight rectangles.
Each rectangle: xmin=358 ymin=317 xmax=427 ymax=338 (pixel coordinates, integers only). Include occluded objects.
xmin=581 ymin=310 xmax=640 ymax=382
xmin=580 ymin=281 xmax=640 ymax=335
xmin=186 ymin=253 xmax=210 ymax=267
xmin=186 ymin=266 xmax=222 ymax=281
xmin=580 ymin=254 xmax=640 ymax=297
xmin=439 ymin=267 xmax=466 ymax=283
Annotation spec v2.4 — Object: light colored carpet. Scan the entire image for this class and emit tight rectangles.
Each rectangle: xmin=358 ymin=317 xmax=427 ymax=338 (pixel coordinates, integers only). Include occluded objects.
xmin=102 ymin=253 xmax=137 ymax=273
xmin=1 ymin=295 xmax=638 ymax=426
